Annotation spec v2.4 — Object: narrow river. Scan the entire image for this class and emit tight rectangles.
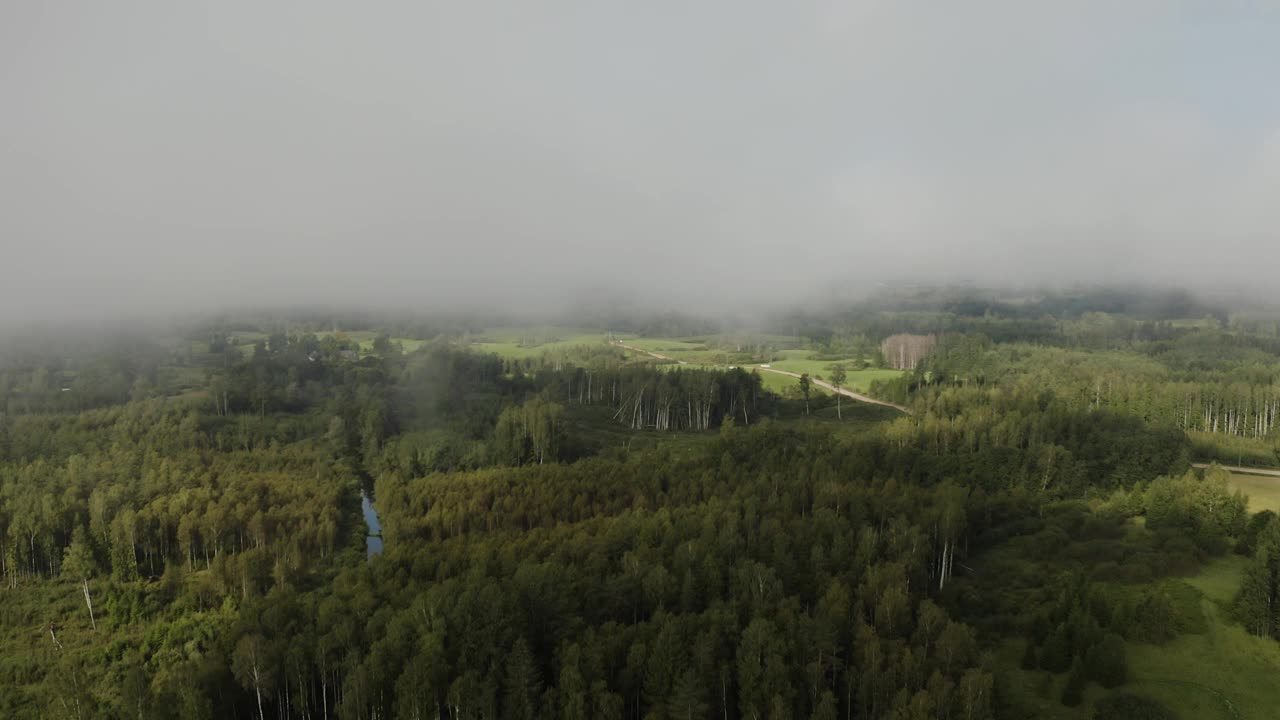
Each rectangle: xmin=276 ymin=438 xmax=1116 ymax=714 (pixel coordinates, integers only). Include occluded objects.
xmin=361 ymin=491 xmax=383 ymax=558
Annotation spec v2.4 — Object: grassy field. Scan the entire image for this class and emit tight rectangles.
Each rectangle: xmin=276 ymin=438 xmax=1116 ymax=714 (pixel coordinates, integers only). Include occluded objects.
xmin=157 ymin=365 xmax=210 ymax=397
xmin=466 ymin=327 xmax=611 ymax=359
xmin=1184 ymin=554 xmax=1249 ymax=604
xmin=762 ymin=350 xmax=904 ymax=392
xmin=1125 ymin=575 xmax=1280 ymax=720
xmin=755 ymin=368 xmax=826 ymax=395
xmin=471 ymin=330 xmax=799 ymax=365
xmin=619 ymin=338 xmax=720 ymax=364
xmin=616 ymin=343 xmax=905 ymax=394
xmin=461 ymin=331 xmax=905 ymax=405
xmin=312 ymin=330 xmax=429 ymax=354
xmin=1227 ymin=471 xmax=1280 ymax=514
xmin=622 ymin=333 xmax=798 ymax=363
xmin=997 ymin=555 xmax=1278 ymax=719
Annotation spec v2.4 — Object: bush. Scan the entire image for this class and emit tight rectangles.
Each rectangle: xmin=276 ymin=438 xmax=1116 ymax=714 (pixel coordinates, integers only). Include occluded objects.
xmin=1084 ymin=633 xmax=1127 ymax=688
xmin=1194 ymin=526 xmax=1229 ymax=556
xmin=1079 ymin=514 xmax=1126 ymax=541
xmin=1061 ymin=657 xmax=1086 ymax=707
xmin=1236 ymin=510 xmax=1277 ymax=556
xmin=1123 ymin=582 xmax=1206 ymax=643
xmin=1093 ymin=560 xmax=1153 ymax=584
xmin=1046 ymin=503 xmax=1089 ymax=537
xmin=1065 ymin=539 xmax=1129 ymax=565
xmin=1092 ymin=691 xmax=1179 ymax=720
xmin=1029 ymin=526 xmax=1072 ymax=557
xmin=1020 ymin=640 xmax=1038 ymax=670
xmin=1125 ymin=588 xmax=1178 ymax=644
xmin=1040 ymin=625 xmax=1073 ymax=673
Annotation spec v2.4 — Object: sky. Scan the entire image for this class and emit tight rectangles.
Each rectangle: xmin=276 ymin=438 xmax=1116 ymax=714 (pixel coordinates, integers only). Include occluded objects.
xmin=3 ymin=1 xmax=1279 ymax=326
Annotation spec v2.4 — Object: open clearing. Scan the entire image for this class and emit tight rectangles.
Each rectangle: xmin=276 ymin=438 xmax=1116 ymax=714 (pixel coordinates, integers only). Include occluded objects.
xmin=466 ymin=326 xmax=611 ymax=359
xmin=610 ymin=339 xmax=907 ymax=397
xmin=617 ymin=334 xmax=804 ymax=366
xmin=1125 ymin=557 xmax=1279 ymax=720
xmin=314 ymin=330 xmax=429 ymax=354
xmin=469 ymin=331 xmax=910 ymax=411
xmin=997 ymin=555 xmax=1278 ymax=719
xmin=1227 ymin=471 xmax=1280 ymax=514
xmin=758 ymin=349 xmax=902 ymax=392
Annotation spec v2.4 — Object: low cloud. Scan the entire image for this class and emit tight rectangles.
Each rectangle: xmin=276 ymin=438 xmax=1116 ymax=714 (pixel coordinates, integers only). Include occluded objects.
xmin=3 ymin=1 xmax=1278 ymax=327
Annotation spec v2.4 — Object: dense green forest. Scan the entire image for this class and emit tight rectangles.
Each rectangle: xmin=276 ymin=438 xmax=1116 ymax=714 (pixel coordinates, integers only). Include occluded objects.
xmin=4 ymin=290 xmax=1280 ymax=718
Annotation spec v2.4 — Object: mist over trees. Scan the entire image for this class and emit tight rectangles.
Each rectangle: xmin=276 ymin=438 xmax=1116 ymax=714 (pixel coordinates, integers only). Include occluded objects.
xmin=5 ymin=0 xmax=1280 ymax=714
xmin=4 ymin=285 xmax=1279 ymax=718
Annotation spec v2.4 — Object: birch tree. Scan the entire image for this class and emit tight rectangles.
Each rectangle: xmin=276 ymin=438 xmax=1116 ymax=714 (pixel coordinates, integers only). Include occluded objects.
xmin=826 ymin=364 xmax=848 ymax=420
xmin=61 ymin=530 xmax=98 ymax=631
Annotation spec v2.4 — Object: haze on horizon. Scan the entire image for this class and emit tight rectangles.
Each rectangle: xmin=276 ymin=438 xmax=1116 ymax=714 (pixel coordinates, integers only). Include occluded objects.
xmin=3 ymin=2 xmax=1279 ymax=328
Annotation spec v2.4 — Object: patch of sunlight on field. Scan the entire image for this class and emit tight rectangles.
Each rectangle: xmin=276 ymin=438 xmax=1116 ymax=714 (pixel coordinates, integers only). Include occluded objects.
xmin=1185 ymin=555 xmax=1248 ymax=604
xmin=1226 ymin=471 xmax=1280 ymax=514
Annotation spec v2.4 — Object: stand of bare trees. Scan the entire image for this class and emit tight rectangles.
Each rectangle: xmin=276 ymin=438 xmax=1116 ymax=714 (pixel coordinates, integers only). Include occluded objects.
xmin=881 ymin=334 xmax=938 ymax=370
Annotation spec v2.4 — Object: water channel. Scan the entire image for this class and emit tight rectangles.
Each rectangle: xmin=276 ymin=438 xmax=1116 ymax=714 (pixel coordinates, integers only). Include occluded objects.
xmin=361 ymin=491 xmax=383 ymax=558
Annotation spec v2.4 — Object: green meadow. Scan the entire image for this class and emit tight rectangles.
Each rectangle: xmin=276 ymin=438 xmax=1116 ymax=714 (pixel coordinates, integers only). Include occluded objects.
xmin=1124 ymin=556 xmax=1280 ymax=720
xmin=996 ymin=554 xmax=1275 ymax=719
xmin=465 ymin=326 xmax=611 ymax=359
xmin=459 ymin=331 xmax=911 ymax=405
xmin=1227 ymin=471 xmax=1280 ymax=514
xmin=760 ymin=350 xmax=904 ymax=392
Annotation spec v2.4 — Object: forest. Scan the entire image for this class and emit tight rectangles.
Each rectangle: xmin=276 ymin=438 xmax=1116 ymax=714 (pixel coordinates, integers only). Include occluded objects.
xmin=3 ymin=289 xmax=1280 ymax=719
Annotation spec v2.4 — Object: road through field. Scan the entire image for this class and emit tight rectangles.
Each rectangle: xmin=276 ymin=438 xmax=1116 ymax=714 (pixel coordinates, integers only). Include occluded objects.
xmin=612 ymin=341 xmax=689 ymax=365
xmin=612 ymin=341 xmax=911 ymax=415
xmin=1193 ymin=463 xmax=1280 ymax=478
xmin=751 ymin=366 xmax=912 ymax=414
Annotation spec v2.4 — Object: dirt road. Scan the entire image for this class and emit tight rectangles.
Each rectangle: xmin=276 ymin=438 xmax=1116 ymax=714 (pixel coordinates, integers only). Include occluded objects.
xmin=752 ymin=366 xmax=911 ymax=414
xmin=613 ymin=341 xmax=688 ymax=364
xmin=1192 ymin=463 xmax=1280 ymax=478
xmin=613 ymin=341 xmax=911 ymax=415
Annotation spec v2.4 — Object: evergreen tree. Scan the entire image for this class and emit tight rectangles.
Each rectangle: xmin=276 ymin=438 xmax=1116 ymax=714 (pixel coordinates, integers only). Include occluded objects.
xmin=503 ymin=637 xmax=542 ymax=720
xmin=799 ymin=374 xmax=811 ymax=415
xmin=667 ymin=670 xmax=709 ymax=720
xmin=1019 ymin=640 xmax=1038 ymax=671
xmin=1085 ymin=633 xmax=1128 ymax=689
xmin=810 ymin=691 xmax=838 ymax=720
xmin=1060 ymin=657 xmax=1086 ymax=708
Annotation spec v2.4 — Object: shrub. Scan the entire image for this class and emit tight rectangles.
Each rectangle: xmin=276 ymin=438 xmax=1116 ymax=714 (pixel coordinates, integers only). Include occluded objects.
xmin=1039 ymin=625 xmax=1072 ymax=673
xmin=1060 ymin=657 xmax=1086 ymax=707
xmin=1084 ymin=633 xmax=1127 ymax=688
xmin=1020 ymin=640 xmax=1038 ymax=670
xmin=1126 ymin=588 xmax=1177 ymax=644
xmin=1236 ymin=510 xmax=1277 ymax=556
